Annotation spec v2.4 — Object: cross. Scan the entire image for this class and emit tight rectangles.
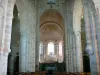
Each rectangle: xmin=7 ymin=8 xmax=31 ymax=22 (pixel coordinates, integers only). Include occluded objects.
xmin=47 ymin=0 xmax=56 ymax=8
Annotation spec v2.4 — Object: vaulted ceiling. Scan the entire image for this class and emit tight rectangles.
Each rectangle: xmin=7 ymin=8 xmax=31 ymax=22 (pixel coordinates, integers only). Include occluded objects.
xmin=40 ymin=9 xmax=64 ymax=41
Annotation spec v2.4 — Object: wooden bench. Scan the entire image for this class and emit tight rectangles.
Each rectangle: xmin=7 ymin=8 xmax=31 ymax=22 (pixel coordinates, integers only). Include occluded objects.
xmin=15 ymin=72 xmax=45 ymax=75
xmin=15 ymin=72 xmax=91 ymax=75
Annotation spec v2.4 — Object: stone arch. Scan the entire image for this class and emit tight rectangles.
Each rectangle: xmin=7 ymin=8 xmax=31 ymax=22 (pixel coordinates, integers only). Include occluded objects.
xmin=6 ymin=0 xmax=37 ymax=72
xmin=39 ymin=9 xmax=65 ymax=63
xmin=73 ymin=0 xmax=83 ymax=32
xmin=40 ymin=9 xmax=64 ymax=29
xmin=40 ymin=9 xmax=64 ymax=41
xmin=4 ymin=0 xmax=24 ymax=53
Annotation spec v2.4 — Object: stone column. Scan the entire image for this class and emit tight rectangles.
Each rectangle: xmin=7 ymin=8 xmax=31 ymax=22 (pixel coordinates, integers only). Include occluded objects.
xmin=46 ymin=43 xmax=48 ymax=55
xmin=93 ymin=1 xmax=100 ymax=71
xmin=0 ymin=53 xmax=9 ymax=75
xmin=72 ymin=33 xmax=77 ymax=72
xmin=83 ymin=0 xmax=100 ymax=74
xmin=65 ymin=30 xmax=74 ymax=72
xmin=66 ymin=30 xmax=70 ymax=72
xmin=65 ymin=30 xmax=69 ymax=72
xmin=54 ymin=41 xmax=58 ymax=58
xmin=74 ymin=31 xmax=83 ymax=72
xmin=54 ymin=42 xmax=57 ymax=56
xmin=56 ymin=42 xmax=59 ymax=61
xmin=41 ymin=42 xmax=45 ymax=62
xmin=19 ymin=33 xmax=27 ymax=72
xmin=64 ymin=0 xmax=75 ymax=72
xmin=71 ymin=32 xmax=75 ymax=72
xmin=40 ymin=42 xmax=44 ymax=62
xmin=96 ymin=8 xmax=100 ymax=57
xmin=43 ymin=43 xmax=47 ymax=61
xmin=68 ymin=31 xmax=74 ymax=72
xmin=0 ymin=0 xmax=15 ymax=75
xmin=55 ymin=41 xmax=59 ymax=61
xmin=44 ymin=44 xmax=46 ymax=55
xmin=18 ymin=0 xmax=37 ymax=72
xmin=0 ymin=7 xmax=3 ymax=51
xmin=73 ymin=0 xmax=83 ymax=72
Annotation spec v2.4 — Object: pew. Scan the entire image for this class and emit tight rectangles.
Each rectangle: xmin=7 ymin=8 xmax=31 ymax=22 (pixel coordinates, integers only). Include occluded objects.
xmin=15 ymin=72 xmax=91 ymax=75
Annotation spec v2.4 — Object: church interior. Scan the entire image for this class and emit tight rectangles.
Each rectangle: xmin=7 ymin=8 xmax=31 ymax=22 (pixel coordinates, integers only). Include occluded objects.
xmin=0 ymin=0 xmax=100 ymax=75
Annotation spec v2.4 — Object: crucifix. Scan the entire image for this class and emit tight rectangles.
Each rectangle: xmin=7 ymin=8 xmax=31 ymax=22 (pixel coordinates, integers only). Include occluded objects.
xmin=47 ymin=0 xmax=56 ymax=8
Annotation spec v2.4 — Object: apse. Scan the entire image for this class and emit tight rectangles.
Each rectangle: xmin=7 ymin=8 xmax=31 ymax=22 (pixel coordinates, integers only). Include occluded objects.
xmin=39 ymin=9 xmax=64 ymax=63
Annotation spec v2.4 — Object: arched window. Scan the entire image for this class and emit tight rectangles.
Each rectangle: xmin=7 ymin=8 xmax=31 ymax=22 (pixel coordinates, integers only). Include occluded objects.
xmin=59 ymin=42 xmax=62 ymax=56
xmin=47 ymin=42 xmax=54 ymax=55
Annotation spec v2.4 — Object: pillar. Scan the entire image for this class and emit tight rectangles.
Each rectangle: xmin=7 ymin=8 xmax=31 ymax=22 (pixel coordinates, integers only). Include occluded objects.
xmin=0 ymin=53 xmax=9 ymax=75
xmin=19 ymin=33 xmax=27 ymax=72
xmin=0 ymin=0 xmax=15 ymax=75
xmin=43 ymin=43 xmax=47 ymax=61
xmin=17 ymin=0 xmax=37 ymax=72
xmin=54 ymin=41 xmax=59 ymax=58
xmin=65 ymin=0 xmax=78 ymax=72
xmin=72 ymin=32 xmax=77 ymax=72
xmin=55 ymin=41 xmax=59 ymax=62
xmin=74 ymin=31 xmax=83 ymax=72
xmin=54 ymin=42 xmax=57 ymax=56
xmin=67 ymin=31 xmax=74 ymax=72
xmin=39 ymin=42 xmax=44 ymax=63
xmin=93 ymin=1 xmax=100 ymax=70
xmin=73 ymin=0 xmax=83 ymax=72
xmin=96 ymin=8 xmax=100 ymax=59
xmin=56 ymin=42 xmax=59 ymax=61
xmin=83 ymin=0 xmax=100 ymax=74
